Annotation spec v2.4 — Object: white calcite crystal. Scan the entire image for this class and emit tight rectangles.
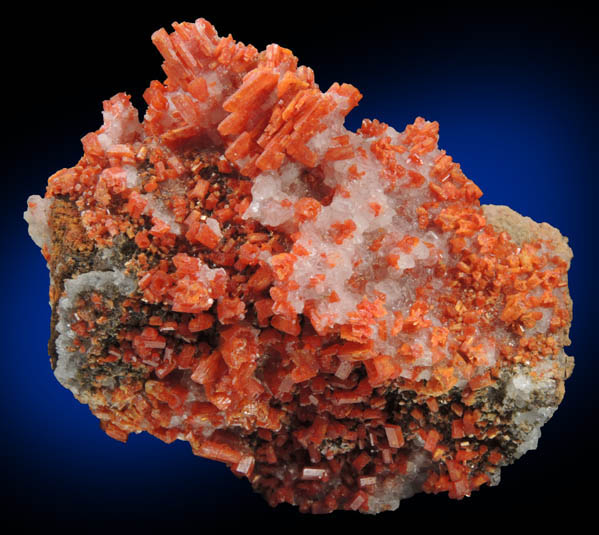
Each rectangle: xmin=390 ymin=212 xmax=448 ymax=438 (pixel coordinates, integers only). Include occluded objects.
xmin=55 ymin=270 xmax=136 ymax=395
xmin=24 ymin=195 xmax=53 ymax=252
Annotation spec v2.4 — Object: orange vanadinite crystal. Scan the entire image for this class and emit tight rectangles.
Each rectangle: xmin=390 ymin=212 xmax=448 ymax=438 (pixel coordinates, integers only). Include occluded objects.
xmin=24 ymin=17 xmax=574 ymax=514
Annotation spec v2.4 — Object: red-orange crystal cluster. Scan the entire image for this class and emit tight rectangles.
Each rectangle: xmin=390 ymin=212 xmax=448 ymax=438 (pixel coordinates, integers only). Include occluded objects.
xmin=25 ymin=18 xmax=574 ymax=513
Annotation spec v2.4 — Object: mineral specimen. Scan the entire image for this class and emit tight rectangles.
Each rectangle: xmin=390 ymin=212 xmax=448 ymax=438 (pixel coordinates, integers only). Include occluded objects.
xmin=25 ymin=18 xmax=574 ymax=513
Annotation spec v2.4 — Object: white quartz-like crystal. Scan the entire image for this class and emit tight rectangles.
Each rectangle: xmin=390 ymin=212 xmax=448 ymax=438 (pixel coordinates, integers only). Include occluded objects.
xmin=24 ymin=194 xmax=53 ymax=251
xmin=97 ymin=96 xmax=144 ymax=151
xmin=55 ymin=270 xmax=136 ymax=395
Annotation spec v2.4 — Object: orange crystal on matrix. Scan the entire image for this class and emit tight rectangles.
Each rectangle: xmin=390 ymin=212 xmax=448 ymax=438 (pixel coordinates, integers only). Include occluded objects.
xmin=24 ymin=18 xmax=574 ymax=513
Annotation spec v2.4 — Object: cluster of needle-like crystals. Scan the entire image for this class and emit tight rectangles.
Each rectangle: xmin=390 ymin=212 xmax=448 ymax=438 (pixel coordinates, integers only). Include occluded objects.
xmin=25 ymin=18 xmax=573 ymax=513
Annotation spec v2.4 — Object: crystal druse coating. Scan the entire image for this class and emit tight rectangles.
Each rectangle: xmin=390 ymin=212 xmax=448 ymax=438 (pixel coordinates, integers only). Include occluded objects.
xmin=25 ymin=18 xmax=573 ymax=513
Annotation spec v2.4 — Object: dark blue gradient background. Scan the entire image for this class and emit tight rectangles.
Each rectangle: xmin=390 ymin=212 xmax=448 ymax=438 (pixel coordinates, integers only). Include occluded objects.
xmin=2 ymin=6 xmax=596 ymax=531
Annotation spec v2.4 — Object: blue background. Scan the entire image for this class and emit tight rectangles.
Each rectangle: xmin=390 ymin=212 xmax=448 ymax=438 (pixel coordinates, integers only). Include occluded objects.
xmin=2 ymin=6 xmax=596 ymax=531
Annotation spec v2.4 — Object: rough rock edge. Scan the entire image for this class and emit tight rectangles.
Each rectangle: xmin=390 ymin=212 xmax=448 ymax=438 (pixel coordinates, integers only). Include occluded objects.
xmin=482 ymin=203 xmax=574 ymax=376
xmin=365 ymin=205 xmax=575 ymax=513
xmin=55 ymin=269 xmax=137 ymax=397
xmin=474 ymin=207 xmax=573 ymax=481
xmin=482 ymin=204 xmax=573 ymax=266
